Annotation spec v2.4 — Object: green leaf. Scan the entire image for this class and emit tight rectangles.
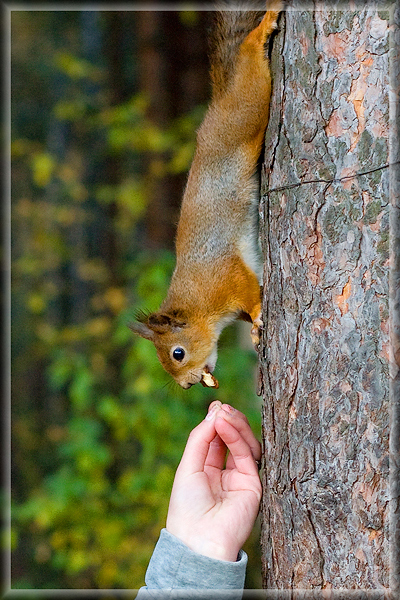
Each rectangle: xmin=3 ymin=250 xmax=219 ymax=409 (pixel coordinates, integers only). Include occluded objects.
xmin=69 ymin=366 xmax=95 ymax=410
xmin=31 ymin=152 xmax=55 ymax=187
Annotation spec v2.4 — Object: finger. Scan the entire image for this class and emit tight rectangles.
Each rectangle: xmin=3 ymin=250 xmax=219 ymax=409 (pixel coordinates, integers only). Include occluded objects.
xmin=214 ymin=416 xmax=259 ymax=477
xmin=204 ymin=432 xmax=227 ymax=471
xmin=176 ymin=402 xmax=222 ymax=477
xmin=218 ymin=405 xmax=261 ymax=462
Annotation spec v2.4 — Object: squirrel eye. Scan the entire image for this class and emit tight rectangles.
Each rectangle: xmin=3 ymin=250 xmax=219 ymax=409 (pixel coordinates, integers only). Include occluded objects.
xmin=172 ymin=347 xmax=185 ymax=361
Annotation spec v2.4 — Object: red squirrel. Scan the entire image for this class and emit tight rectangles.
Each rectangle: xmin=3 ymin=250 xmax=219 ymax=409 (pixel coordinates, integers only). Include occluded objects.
xmin=130 ymin=1 xmax=282 ymax=388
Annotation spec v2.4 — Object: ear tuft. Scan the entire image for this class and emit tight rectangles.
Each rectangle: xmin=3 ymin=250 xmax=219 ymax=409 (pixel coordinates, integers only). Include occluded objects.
xmin=134 ymin=309 xmax=151 ymax=323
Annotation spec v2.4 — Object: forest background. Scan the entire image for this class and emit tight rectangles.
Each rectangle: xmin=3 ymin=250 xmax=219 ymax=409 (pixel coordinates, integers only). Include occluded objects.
xmin=10 ymin=9 xmax=263 ymax=591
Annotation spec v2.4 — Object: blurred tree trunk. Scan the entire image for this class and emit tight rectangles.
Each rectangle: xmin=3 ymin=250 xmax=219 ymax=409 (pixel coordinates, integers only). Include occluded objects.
xmin=259 ymin=2 xmax=396 ymax=594
xmin=135 ymin=10 xmax=210 ymax=249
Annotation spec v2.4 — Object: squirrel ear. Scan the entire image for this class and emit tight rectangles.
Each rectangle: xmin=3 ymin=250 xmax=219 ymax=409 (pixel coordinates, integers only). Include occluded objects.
xmin=169 ymin=310 xmax=187 ymax=330
xmin=148 ymin=313 xmax=172 ymax=333
xmin=154 ymin=315 xmax=187 ymax=331
xmin=170 ymin=318 xmax=186 ymax=330
xmin=129 ymin=313 xmax=186 ymax=337
xmin=128 ymin=321 xmax=155 ymax=341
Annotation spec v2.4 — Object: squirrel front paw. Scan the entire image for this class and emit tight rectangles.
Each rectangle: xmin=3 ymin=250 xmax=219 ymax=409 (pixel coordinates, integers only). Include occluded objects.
xmin=251 ymin=314 xmax=263 ymax=349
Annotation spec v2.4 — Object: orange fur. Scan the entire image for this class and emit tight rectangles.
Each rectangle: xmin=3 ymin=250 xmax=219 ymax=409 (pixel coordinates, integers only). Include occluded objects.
xmin=130 ymin=1 xmax=282 ymax=388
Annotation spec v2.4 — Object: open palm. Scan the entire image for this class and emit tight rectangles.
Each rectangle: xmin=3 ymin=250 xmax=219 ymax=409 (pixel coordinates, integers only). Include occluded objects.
xmin=166 ymin=403 xmax=262 ymax=562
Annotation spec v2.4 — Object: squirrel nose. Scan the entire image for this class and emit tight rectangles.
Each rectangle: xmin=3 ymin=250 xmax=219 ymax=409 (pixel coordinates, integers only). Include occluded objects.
xmin=182 ymin=382 xmax=193 ymax=389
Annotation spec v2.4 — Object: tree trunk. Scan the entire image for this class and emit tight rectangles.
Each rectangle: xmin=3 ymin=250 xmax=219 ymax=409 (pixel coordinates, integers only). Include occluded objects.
xmin=259 ymin=2 xmax=398 ymax=595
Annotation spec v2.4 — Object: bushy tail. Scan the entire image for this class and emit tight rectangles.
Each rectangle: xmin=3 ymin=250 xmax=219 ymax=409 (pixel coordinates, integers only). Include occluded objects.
xmin=209 ymin=1 xmax=283 ymax=98
xmin=209 ymin=5 xmax=264 ymax=98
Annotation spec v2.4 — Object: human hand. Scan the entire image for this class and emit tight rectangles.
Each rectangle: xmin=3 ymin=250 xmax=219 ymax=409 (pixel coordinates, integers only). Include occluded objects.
xmin=166 ymin=401 xmax=262 ymax=562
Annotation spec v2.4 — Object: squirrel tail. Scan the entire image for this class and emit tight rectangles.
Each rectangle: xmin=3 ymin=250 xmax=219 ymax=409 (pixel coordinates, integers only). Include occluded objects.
xmin=209 ymin=1 xmax=282 ymax=99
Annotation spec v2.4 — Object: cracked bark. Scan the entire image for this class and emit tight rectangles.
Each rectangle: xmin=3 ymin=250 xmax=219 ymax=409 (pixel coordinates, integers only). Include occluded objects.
xmin=259 ymin=2 xmax=397 ymax=595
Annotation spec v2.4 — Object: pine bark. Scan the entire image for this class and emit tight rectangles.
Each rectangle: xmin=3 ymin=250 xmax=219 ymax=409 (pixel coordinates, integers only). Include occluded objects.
xmin=259 ymin=2 xmax=397 ymax=595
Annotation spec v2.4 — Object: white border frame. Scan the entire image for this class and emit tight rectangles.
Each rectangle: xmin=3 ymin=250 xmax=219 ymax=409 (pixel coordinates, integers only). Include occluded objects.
xmin=3 ymin=1 xmax=399 ymax=598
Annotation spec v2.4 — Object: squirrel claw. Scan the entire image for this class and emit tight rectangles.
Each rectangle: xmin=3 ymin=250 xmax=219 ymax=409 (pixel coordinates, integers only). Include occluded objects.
xmin=251 ymin=315 xmax=263 ymax=349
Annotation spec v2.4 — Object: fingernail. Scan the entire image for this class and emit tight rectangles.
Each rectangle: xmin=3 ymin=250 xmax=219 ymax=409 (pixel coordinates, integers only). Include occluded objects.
xmin=205 ymin=407 xmax=217 ymax=421
xmin=222 ymin=404 xmax=236 ymax=414
xmin=205 ymin=401 xmax=221 ymax=421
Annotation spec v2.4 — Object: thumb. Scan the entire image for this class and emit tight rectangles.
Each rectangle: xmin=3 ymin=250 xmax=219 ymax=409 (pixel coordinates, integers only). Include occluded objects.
xmin=176 ymin=402 xmax=222 ymax=477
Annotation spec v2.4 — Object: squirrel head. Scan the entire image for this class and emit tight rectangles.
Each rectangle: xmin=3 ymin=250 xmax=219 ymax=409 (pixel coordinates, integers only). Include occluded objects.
xmin=129 ymin=311 xmax=217 ymax=389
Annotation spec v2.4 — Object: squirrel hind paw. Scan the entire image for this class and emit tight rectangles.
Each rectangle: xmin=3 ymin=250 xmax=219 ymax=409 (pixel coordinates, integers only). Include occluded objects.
xmin=251 ymin=315 xmax=263 ymax=349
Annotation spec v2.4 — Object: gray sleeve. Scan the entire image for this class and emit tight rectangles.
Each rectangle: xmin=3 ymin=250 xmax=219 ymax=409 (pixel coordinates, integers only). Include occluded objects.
xmin=135 ymin=528 xmax=247 ymax=599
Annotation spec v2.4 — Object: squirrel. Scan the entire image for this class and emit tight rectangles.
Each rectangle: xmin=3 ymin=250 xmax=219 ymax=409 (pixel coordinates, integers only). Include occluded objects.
xmin=130 ymin=1 xmax=282 ymax=389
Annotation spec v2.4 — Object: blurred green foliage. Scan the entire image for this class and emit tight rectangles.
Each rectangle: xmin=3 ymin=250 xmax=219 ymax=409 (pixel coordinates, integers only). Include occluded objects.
xmin=11 ymin=10 xmax=262 ymax=592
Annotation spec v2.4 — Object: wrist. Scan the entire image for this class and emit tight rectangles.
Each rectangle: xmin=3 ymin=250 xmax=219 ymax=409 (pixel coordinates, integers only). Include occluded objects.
xmin=166 ymin=526 xmax=240 ymax=562
xmin=188 ymin=539 xmax=240 ymax=562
